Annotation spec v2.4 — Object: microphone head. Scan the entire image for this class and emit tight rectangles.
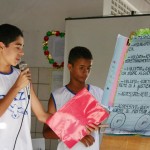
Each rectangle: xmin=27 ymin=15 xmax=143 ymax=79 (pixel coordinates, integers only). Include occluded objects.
xmin=19 ymin=61 xmax=28 ymax=71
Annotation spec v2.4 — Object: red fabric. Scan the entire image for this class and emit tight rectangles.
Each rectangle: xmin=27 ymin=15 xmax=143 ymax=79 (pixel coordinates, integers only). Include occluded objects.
xmin=46 ymin=88 xmax=109 ymax=148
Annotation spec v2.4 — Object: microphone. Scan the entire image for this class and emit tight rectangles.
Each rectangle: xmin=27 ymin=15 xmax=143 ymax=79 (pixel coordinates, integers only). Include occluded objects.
xmin=19 ymin=61 xmax=28 ymax=71
xmin=19 ymin=61 xmax=30 ymax=100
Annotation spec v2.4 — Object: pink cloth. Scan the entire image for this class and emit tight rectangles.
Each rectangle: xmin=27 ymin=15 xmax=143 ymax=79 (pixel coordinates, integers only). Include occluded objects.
xmin=46 ymin=88 xmax=109 ymax=148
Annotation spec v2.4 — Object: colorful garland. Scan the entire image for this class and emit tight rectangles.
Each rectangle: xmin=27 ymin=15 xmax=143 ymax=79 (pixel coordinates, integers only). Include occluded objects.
xmin=129 ymin=28 xmax=150 ymax=44
xmin=42 ymin=30 xmax=65 ymax=68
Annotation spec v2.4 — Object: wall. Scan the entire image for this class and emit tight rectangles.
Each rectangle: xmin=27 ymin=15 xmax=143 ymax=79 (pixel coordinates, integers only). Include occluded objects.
xmin=0 ymin=0 xmax=104 ymax=68
xmin=30 ymin=67 xmax=63 ymax=150
xmin=63 ymin=14 xmax=150 ymax=88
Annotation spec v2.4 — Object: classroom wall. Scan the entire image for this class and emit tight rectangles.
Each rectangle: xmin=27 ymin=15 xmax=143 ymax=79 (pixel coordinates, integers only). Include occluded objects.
xmin=0 ymin=0 xmax=103 ymax=68
xmin=30 ymin=67 xmax=63 ymax=150
xmin=63 ymin=15 xmax=150 ymax=88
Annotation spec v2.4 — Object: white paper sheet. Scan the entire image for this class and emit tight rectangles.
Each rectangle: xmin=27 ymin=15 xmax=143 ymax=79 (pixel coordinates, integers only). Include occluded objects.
xmin=102 ymin=32 xmax=150 ymax=135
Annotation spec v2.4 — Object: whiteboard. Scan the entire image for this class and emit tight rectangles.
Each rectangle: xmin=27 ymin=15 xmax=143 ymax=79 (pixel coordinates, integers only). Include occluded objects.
xmin=63 ymin=14 xmax=150 ymax=89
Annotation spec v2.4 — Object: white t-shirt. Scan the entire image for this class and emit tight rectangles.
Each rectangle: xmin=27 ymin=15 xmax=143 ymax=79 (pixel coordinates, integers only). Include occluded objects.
xmin=0 ymin=67 xmax=32 ymax=150
xmin=52 ymin=84 xmax=103 ymax=150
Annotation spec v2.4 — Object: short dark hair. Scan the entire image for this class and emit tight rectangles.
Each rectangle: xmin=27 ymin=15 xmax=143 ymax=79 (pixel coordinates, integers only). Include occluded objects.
xmin=0 ymin=24 xmax=23 ymax=47
xmin=68 ymin=46 xmax=93 ymax=64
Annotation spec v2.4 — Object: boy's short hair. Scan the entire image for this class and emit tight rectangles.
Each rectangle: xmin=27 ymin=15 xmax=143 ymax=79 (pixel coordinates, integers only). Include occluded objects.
xmin=68 ymin=46 xmax=93 ymax=64
xmin=0 ymin=24 xmax=23 ymax=46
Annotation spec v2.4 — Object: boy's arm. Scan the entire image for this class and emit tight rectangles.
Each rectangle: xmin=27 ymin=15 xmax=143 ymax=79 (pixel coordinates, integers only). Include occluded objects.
xmin=0 ymin=69 xmax=30 ymax=116
xmin=43 ymin=96 xmax=59 ymax=139
xmin=0 ymin=85 xmax=20 ymax=116
xmin=43 ymin=124 xmax=59 ymax=139
xmin=30 ymin=85 xmax=51 ymax=123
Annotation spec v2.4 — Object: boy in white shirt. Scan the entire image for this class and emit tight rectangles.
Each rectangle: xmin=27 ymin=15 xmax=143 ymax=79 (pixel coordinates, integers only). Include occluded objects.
xmin=0 ymin=24 xmax=51 ymax=150
xmin=43 ymin=46 xmax=104 ymax=150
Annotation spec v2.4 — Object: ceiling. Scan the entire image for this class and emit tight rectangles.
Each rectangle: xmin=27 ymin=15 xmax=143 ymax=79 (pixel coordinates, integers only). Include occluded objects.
xmin=127 ymin=0 xmax=150 ymax=13
xmin=0 ymin=0 xmax=149 ymax=31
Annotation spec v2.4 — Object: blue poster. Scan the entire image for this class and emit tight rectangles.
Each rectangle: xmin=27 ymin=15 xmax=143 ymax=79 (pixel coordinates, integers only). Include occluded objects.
xmin=102 ymin=28 xmax=150 ymax=135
